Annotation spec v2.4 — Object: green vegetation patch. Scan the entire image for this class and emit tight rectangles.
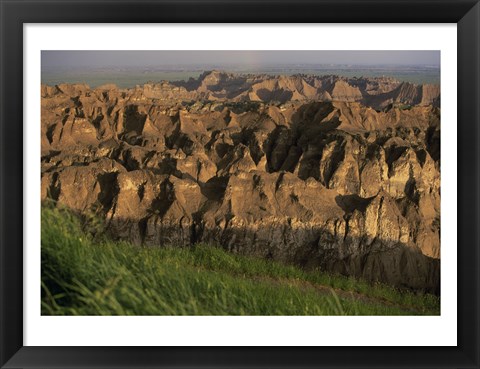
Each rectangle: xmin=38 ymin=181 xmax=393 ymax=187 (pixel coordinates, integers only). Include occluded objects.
xmin=41 ymin=205 xmax=440 ymax=316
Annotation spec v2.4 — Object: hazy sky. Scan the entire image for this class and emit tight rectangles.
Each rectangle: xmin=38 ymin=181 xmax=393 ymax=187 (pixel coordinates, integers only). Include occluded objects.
xmin=42 ymin=51 xmax=440 ymax=68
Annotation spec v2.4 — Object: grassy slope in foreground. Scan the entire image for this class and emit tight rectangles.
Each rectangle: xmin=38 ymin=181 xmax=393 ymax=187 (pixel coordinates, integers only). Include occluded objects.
xmin=41 ymin=206 xmax=440 ymax=315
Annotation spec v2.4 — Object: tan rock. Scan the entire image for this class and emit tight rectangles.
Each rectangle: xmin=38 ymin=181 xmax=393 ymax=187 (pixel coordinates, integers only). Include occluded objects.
xmin=41 ymin=75 xmax=441 ymax=292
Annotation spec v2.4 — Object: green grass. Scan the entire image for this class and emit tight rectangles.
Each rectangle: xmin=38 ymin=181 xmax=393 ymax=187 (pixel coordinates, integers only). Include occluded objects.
xmin=41 ymin=205 xmax=440 ymax=316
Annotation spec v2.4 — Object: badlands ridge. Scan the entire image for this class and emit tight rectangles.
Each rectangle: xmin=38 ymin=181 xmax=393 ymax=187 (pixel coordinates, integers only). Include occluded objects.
xmin=41 ymin=71 xmax=441 ymax=292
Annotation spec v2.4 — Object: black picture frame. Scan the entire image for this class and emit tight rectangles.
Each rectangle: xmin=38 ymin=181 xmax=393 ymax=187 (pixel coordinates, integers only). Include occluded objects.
xmin=1 ymin=0 xmax=479 ymax=368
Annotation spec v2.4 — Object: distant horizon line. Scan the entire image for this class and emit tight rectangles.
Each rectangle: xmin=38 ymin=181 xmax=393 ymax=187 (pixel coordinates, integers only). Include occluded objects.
xmin=42 ymin=63 xmax=440 ymax=69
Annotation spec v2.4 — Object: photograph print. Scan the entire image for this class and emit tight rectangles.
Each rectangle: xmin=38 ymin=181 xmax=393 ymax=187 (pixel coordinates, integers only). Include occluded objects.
xmin=40 ymin=50 xmax=441 ymax=316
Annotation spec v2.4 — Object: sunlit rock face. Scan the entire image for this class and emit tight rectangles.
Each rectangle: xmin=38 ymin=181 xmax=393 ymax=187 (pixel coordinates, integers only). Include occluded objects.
xmin=41 ymin=72 xmax=441 ymax=293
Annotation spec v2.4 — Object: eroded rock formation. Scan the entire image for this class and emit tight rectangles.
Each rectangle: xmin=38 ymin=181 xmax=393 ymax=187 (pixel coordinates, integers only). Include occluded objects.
xmin=41 ymin=72 xmax=441 ymax=292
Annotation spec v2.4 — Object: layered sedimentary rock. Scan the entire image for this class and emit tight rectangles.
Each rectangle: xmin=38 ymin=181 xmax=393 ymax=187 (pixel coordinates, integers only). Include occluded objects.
xmin=41 ymin=72 xmax=441 ymax=293
xmin=172 ymin=71 xmax=440 ymax=109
